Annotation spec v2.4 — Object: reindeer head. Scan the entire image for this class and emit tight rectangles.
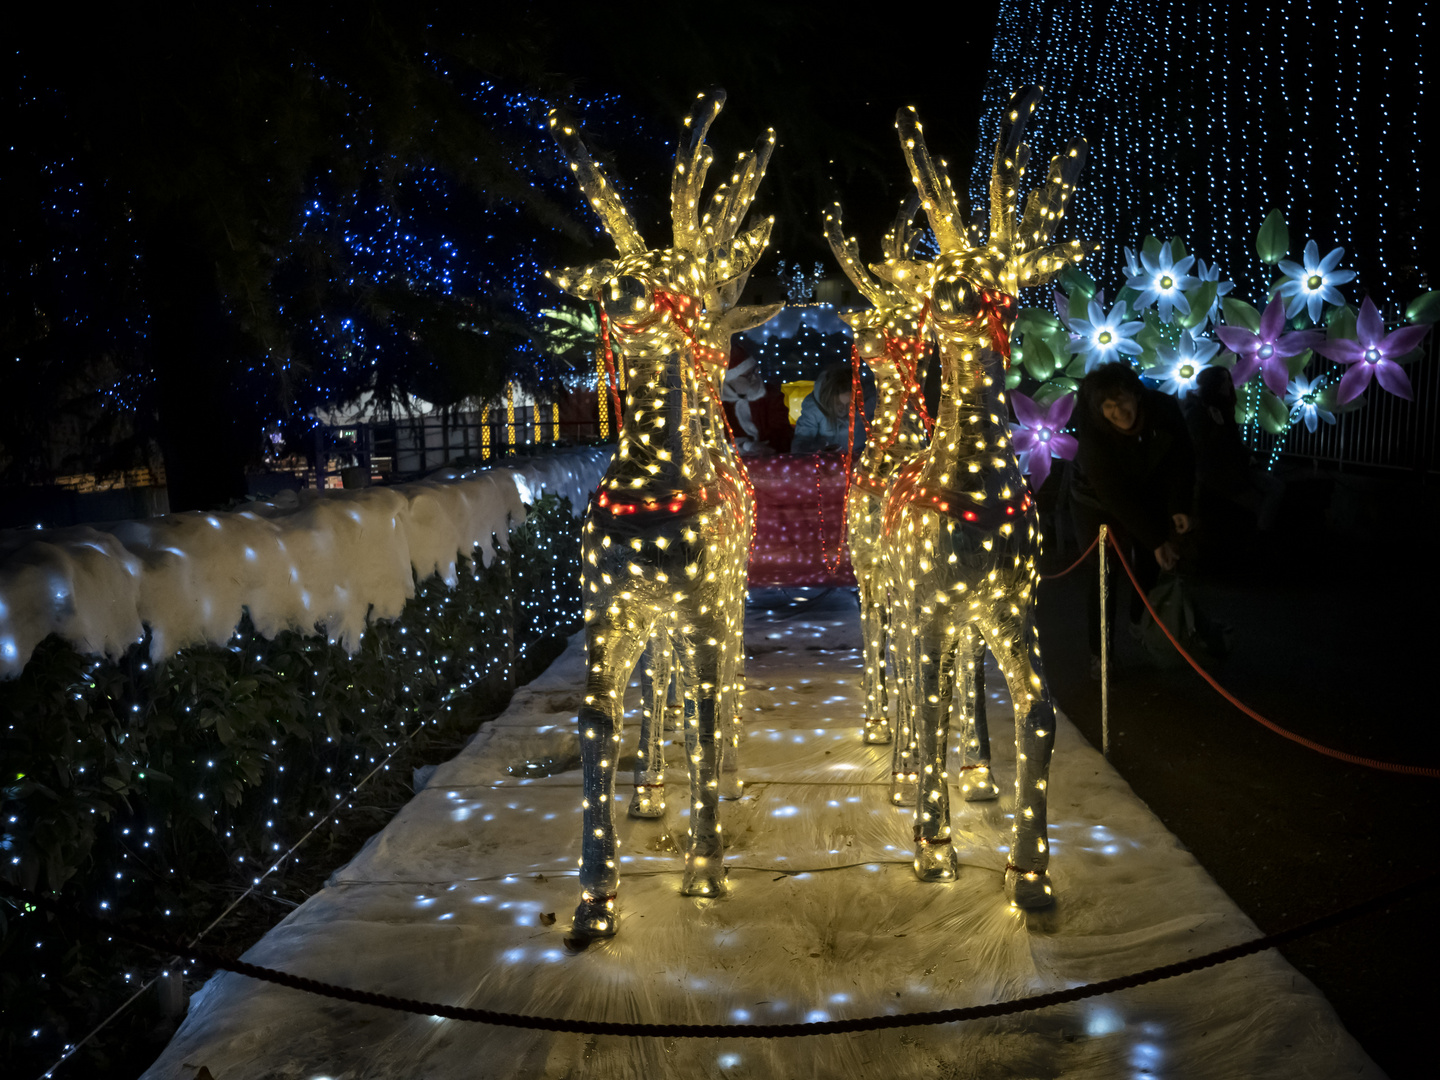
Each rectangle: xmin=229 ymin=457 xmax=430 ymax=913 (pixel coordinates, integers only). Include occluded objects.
xmin=825 ymin=197 xmax=928 ymax=366
xmin=873 ymin=90 xmax=1095 ymax=356
xmin=547 ymin=90 xmax=776 ymax=366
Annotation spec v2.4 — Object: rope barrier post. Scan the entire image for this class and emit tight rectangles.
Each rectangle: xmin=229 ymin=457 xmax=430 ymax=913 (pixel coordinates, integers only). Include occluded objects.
xmin=1098 ymin=524 xmax=1110 ymax=759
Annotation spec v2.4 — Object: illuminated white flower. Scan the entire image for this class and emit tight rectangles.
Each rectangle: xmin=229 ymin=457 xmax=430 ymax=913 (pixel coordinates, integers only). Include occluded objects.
xmin=1275 ymin=240 xmax=1355 ymax=322
xmin=1192 ymin=257 xmax=1234 ymax=328
xmin=1068 ymin=297 xmax=1144 ymax=372
xmin=1124 ymin=241 xmax=1197 ymax=324
xmin=1283 ymin=374 xmax=1335 ymax=433
xmin=1152 ymin=331 xmax=1220 ymax=397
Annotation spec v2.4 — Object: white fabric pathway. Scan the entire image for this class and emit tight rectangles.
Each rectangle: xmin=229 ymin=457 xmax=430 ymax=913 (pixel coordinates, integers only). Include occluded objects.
xmin=145 ymin=589 xmax=1380 ymax=1079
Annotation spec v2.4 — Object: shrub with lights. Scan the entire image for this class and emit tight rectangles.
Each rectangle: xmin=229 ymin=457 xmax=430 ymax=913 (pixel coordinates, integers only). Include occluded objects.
xmin=0 ymin=492 xmax=582 ymax=1075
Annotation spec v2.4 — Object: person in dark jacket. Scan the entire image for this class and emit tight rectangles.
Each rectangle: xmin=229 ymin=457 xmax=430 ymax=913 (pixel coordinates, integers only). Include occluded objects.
xmin=1185 ymin=365 xmax=1284 ymax=531
xmin=1071 ymin=362 xmax=1196 ymax=675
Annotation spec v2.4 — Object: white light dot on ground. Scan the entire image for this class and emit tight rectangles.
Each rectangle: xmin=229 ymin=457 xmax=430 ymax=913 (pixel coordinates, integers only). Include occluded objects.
xmin=141 ymin=588 xmax=1379 ymax=1079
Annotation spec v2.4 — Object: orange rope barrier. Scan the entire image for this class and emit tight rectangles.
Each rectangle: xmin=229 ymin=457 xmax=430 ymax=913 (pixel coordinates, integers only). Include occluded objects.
xmin=1105 ymin=535 xmax=1440 ymax=779
xmin=1039 ymin=533 xmax=1099 ymax=580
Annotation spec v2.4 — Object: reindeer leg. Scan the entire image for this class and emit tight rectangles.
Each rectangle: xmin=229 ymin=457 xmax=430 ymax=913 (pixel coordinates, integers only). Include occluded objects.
xmin=678 ymin=612 xmax=729 ymax=897
xmin=957 ymin=625 xmax=1000 ymax=801
xmin=663 ymin=627 xmax=683 ymax=732
xmin=631 ymin=628 xmax=669 ymax=819
xmin=862 ymin=563 xmax=894 ymax=744
xmin=889 ymin=602 xmax=921 ymax=806
xmin=719 ymin=583 xmax=746 ymax=800
xmin=912 ymin=619 xmax=961 ymax=881
xmin=574 ymin=615 xmax=652 ymax=938
xmin=984 ymin=617 xmax=1057 ymax=909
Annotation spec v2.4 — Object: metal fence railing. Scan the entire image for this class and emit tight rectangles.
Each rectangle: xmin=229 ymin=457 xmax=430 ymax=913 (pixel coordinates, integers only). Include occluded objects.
xmin=319 ymin=393 xmax=611 ymax=486
xmin=1281 ymin=334 xmax=1440 ymax=474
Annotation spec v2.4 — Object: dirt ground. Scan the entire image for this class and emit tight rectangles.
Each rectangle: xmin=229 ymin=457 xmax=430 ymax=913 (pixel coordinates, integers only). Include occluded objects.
xmin=1033 ymin=466 xmax=1439 ymax=1080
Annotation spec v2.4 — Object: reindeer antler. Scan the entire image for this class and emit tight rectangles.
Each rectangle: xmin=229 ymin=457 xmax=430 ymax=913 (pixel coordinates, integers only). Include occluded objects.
xmin=882 ymin=195 xmax=925 ymax=263
xmin=825 ymin=198 xmax=924 ymax=310
xmin=1015 ymin=139 xmax=1094 ymax=285
xmin=672 ymin=89 xmax=725 ymax=254
xmin=824 ymin=203 xmax=886 ymax=308
xmin=547 ymin=108 xmax=646 ymax=257
xmin=988 ymin=86 xmax=1097 ymax=292
xmin=894 ymin=107 xmax=969 ymax=253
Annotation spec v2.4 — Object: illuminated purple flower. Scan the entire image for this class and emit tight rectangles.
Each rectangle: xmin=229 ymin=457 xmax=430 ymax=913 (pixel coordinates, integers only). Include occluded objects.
xmin=1010 ymin=391 xmax=1078 ymax=491
xmin=1313 ymin=297 xmax=1429 ymax=404
xmin=1214 ymin=296 xmax=1323 ymax=397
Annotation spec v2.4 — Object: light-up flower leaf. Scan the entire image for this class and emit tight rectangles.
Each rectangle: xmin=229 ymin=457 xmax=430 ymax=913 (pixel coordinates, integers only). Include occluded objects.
xmin=1214 ymin=296 xmax=1323 ymax=396
xmin=1274 ymin=240 xmax=1355 ymax=322
xmin=1152 ymin=330 xmax=1220 ymax=397
xmin=1124 ymin=240 xmax=1197 ymax=324
xmin=1406 ymin=290 xmax=1440 ymax=325
xmin=1069 ymin=296 xmax=1144 ymax=371
xmin=1010 ymin=390 xmax=1077 ymax=491
xmin=1284 ymin=374 xmax=1336 ymax=433
xmin=1256 ymin=209 xmax=1289 ymax=265
xmin=1313 ymin=296 xmax=1430 ymax=403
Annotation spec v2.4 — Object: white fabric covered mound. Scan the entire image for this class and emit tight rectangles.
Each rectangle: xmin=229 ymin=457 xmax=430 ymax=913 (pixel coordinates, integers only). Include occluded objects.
xmin=0 ymin=448 xmax=609 ymax=676
xmin=142 ymin=590 xmax=1380 ymax=1079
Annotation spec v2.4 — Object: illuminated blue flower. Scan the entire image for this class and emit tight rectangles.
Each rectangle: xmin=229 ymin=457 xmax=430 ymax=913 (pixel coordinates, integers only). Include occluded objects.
xmin=1124 ymin=241 xmax=1196 ymax=324
xmin=1152 ymin=331 xmax=1220 ymax=397
xmin=1275 ymin=241 xmax=1355 ymax=322
xmin=1069 ymin=298 xmax=1144 ymax=371
xmin=1283 ymin=374 xmax=1335 ymax=433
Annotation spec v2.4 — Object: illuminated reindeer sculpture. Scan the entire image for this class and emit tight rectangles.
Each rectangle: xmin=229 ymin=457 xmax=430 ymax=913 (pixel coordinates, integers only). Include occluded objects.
xmin=546 ymin=91 xmax=775 ymax=936
xmin=631 ymin=125 xmax=782 ymax=817
xmin=823 ymin=201 xmax=929 ymax=774
xmin=878 ymin=88 xmax=1094 ymax=907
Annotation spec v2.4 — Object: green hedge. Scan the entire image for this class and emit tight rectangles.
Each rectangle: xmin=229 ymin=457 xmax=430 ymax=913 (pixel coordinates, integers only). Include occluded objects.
xmin=0 ymin=492 xmax=582 ymax=1076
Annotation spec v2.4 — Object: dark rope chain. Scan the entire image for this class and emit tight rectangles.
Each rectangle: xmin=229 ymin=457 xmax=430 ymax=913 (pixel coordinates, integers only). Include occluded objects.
xmin=3 ymin=872 xmax=1433 ymax=1039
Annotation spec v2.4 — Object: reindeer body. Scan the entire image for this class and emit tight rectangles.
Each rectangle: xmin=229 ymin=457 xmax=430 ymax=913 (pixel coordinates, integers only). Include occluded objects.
xmin=548 ymin=92 xmax=775 ymax=936
xmin=825 ymin=204 xmax=932 ymax=799
xmin=873 ymin=90 xmax=1094 ymax=908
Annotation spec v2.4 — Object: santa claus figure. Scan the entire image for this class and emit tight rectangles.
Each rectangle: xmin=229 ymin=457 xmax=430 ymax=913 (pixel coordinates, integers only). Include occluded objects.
xmin=721 ymin=345 xmax=793 ymax=456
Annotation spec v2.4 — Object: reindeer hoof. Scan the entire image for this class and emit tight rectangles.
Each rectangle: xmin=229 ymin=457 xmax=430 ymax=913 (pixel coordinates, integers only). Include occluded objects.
xmin=681 ymin=857 xmax=728 ymax=898
xmin=889 ymin=772 xmax=919 ymax=808
xmin=863 ymin=718 xmax=893 ymax=744
xmin=913 ymin=837 xmax=958 ymax=881
xmin=959 ymin=766 xmax=1001 ymax=802
xmin=1006 ymin=866 xmax=1055 ymax=909
xmin=572 ymin=893 xmax=618 ymax=938
xmin=718 ymin=773 xmax=744 ymax=800
xmin=628 ymin=784 xmax=666 ymax=819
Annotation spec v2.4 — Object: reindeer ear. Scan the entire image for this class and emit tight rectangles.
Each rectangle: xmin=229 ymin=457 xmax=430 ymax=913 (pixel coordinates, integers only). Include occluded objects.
xmin=869 ymin=258 xmax=933 ymax=303
xmin=712 ymin=302 xmax=784 ymax=340
xmin=545 ymin=260 xmax=618 ymax=299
